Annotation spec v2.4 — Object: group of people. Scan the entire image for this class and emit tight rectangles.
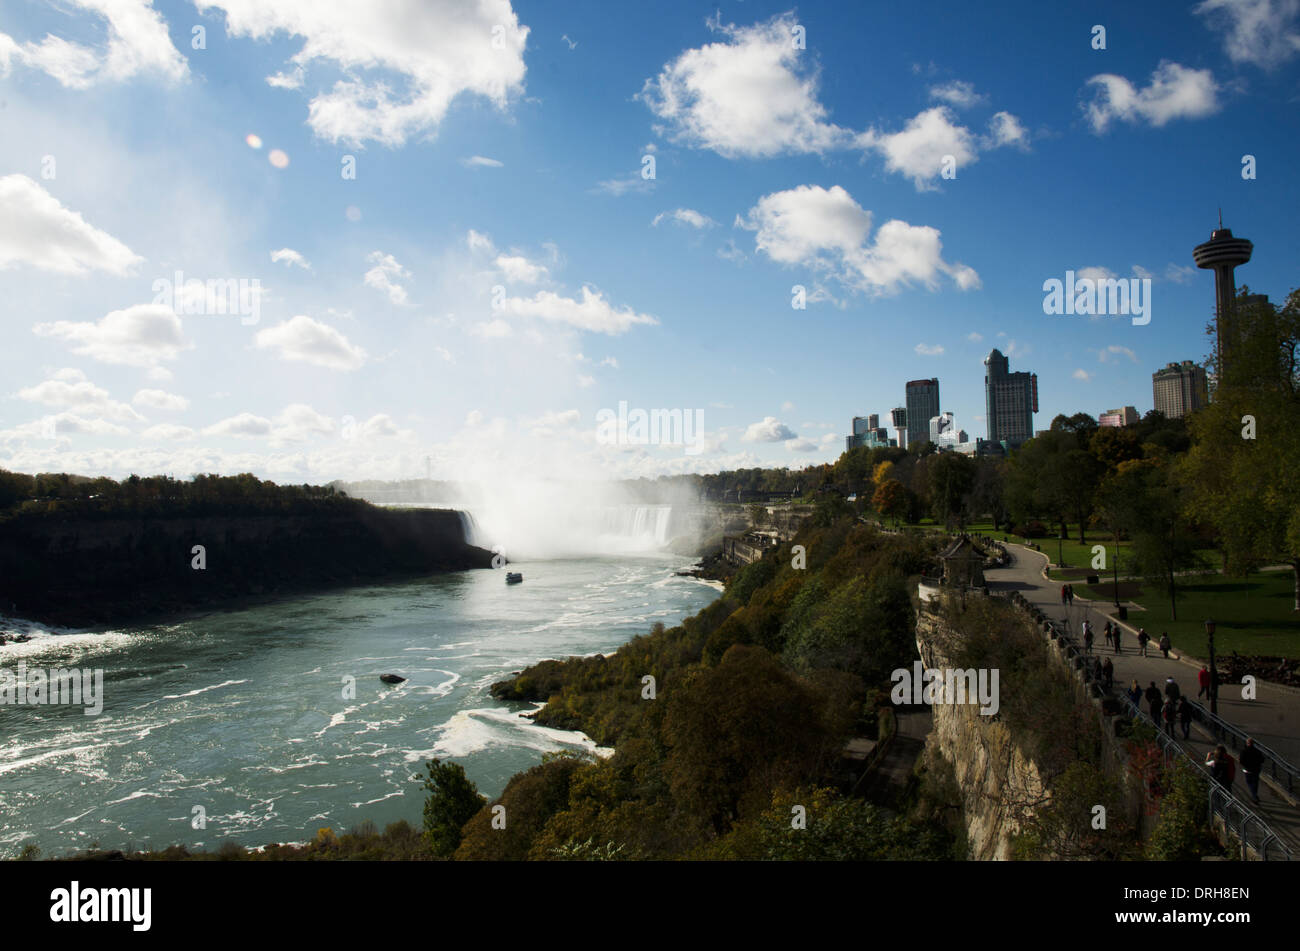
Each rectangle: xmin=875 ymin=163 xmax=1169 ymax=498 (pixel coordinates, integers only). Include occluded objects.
xmin=1130 ymin=678 xmax=1193 ymax=741
xmin=1204 ymin=741 xmax=1265 ymax=804
xmin=1134 ymin=628 xmax=1173 ymax=658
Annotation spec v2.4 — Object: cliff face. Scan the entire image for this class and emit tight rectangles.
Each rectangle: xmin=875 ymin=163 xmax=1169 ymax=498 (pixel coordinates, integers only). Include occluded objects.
xmin=916 ymin=613 xmax=1047 ymax=860
xmin=0 ymin=507 xmax=493 ymax=626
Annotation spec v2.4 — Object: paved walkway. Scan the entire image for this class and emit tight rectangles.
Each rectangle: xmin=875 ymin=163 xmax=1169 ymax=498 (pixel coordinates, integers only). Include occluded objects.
xmin=986 ymin=543 xmax=1300 ymax=854
xmin=858 ymin=707 xmax=931 ymax=809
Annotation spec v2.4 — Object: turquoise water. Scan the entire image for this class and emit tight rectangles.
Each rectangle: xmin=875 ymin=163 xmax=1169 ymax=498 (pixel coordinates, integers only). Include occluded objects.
xmin=0 ymin=554 xmax=718 ymax=855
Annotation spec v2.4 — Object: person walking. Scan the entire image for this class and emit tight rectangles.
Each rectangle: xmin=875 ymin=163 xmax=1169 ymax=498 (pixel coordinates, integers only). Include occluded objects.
xmin=1127 ymin=679 xmax=1142 ymax=708
xmin=1083 ymin=620 xmax=1094 ymax=653
xmin=1161 ymin=698 xmax=1176 ymax=737
xmin=1158 ymin=632 xmax=1172 ymax=659
xmin=1103 ymin=622 xmax=1113 ymax=651
xmin=1101 ymin=656 xmax=1114 ymax=690
xmin=1239 ymin=738 xmax=1264 ymax=805
xmin=1144 ymin=681 xmax=1162 ymax=722
xmin=1177 ymin=696 xmax=1192 ymax=741
xmin=1061 ymin=583 xmax=1068 ymax=606
xmin=1137 ymin=628 xmax=1150 ymax=657
xmin=1112 ymin=623 xmax=1122 ymax=655
xmin=1206 ymin=745 xmax=1235 ymax=790
xmin=1164 ymin=677 xmax=1180 ymax=703
xmin=1197 ymin=665 xmax=1211 ymax=699
xmin=1067 ymin=583 xmax=1075 ymax=606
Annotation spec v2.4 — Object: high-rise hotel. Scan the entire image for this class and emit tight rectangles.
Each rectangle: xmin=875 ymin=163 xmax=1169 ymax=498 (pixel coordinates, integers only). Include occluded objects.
xmin=984 ymin=349 xmax=1037 ymax=449
xmin=904 ymin=379 xmax=940 ymax=449
xmin=1152 ymin=361 xmax=1208 ymax=419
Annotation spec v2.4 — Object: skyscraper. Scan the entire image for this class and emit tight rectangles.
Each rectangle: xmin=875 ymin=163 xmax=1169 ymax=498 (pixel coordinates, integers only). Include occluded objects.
xmin=984 ymin=349 xmax=1037 ymax=448
xmin=890 ymin=407 xmax=907 ymax=448
xmin=1193 ymin=215 xmax=1252 ymax=378
xmin=905 ymin=379 xmax=939 ymax=449
xmin=1152 ymin=361 xmax=1208 ymax=419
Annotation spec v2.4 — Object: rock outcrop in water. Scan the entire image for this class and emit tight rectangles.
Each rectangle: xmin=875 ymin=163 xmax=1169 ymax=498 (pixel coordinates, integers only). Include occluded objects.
xmin=0 ymin=506 xmax=495 ymax=626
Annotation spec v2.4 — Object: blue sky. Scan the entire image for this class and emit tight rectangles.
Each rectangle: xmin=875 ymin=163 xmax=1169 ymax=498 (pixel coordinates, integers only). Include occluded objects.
xmin=1 ymin=0 xmax=1297 ymax=483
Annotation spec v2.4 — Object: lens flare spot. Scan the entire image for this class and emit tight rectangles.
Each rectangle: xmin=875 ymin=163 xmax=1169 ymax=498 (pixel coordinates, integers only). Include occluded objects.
xmin=268 ymin=149 xmax=290 ymax=169
xmin=245 ymin=133 xmax=263 ymax=149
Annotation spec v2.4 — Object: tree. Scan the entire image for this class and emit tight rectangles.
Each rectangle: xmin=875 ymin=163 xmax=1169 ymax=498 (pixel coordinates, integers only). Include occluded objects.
xmin=872 ymin=478 xmax=908 ymax=528
xmin=1181 ymin=287 xmax=1300 ymax=609
xmin=421 ymin=759 xmax=486 ymax=857
xmin=871 ymin=459 xmax=895 ymax=489
xmin=928 ymin=452 xmax=976 ymax=530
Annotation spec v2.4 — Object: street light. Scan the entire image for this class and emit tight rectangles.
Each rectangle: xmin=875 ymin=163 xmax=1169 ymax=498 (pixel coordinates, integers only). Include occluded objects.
xmin=1057 ymin=529 xmax=1064 ymax=569
xmin=1205 ymin=618 xmax=1218 ymax=715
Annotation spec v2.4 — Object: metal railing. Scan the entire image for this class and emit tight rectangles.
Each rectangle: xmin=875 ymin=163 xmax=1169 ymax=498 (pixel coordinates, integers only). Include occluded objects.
xmin=1180 ymin=698 xmax=1300 ymax=797
xmin=1113 ymin=690 xmax=1293 ymax=861
xmin=999 ymin=591 xmax=1294 ymax=860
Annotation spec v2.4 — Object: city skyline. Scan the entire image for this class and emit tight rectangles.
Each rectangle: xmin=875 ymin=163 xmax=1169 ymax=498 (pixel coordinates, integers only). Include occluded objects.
xmin=0 ymin=1 xmax=1297 ymax=483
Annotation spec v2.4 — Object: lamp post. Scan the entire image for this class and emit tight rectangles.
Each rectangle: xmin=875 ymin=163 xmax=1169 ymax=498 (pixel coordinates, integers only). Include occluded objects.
xmin=1205 ymin=618 xmax=1218 ymax=715
xmin=1057 ymin=529 xmax=1064 ymax=569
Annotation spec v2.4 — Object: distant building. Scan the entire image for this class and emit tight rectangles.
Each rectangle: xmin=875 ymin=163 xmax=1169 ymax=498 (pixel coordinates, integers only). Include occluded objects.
xmin=1152 ymin=361 xmax=1208 ymax=419
xmin=984 ymin=349 xmax=1037 ymax=449
xmin=905 ymin=379 xmax=940 ymax=448
xmin=1099 ymin=406 xmax=1139 ymax=428
xmin=929 ymin=412 xmax=969 ymax=447
xmin=890 ymin=407 xmax=907 ymax=447
xmin=846 ymin=416 xmax=892 ymax=451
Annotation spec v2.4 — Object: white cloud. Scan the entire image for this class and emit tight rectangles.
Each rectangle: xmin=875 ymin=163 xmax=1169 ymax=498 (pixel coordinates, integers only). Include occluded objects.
xmin=593 ymin=174 xmax=654 ymax=196
xmin=460 ymin=155 xmax=504 ymax=168
xmin=1084 ymin=61 xmax=1220 ymax=132
xmin=737 ymin=184 xmax=979 ymax=295
xmin=1072 ymin=368 xmax=1092 ymax=382
xmin=203 ymin=412 xmax=272 ymax=438
xmin=363 ymin=251 xmax=410 ymax=305
xmin=270 ymin=403 xmax=335 ymax=445
xmin=742 ymin=416 xmax=796 ymax=442
xmin=34 ymin=304 xmax=190 ymax=368
xmin=929 ymin=80 xmax=984 ymax=108
xmin=495 ymin=254 xmax=548 ymax=284
xmin=0 ymin=174 xmax=142 ymax=275
xmin=717 ymin=239 xmax=747 ymax=264
xmin=16 ymin=373 xmax=142 ymax=422
xmin=133 ymin=388 xmax=190 ymax=411
xmin=254 ymin=315 xmax=367 ymax=370
xmin=652 ymin=208 xmax=716 ymax=229
xmin=1132 ymin=265 xmax=1155 ymax=280
xmin=915 ymin=343 xmax=945 ymax=356
xmin=856 ymin=106 xmax=978 ymax=190
xmin=470 ymin=318 xmax=512 ymax=338
xmin=1099 ymin=344 xmax=1138 ymax=363
xmin=1165 ymin=263 xmax=1196 ymax=283
xmin=1196 ymin=0 xmax=1300 ymax=67
xmin=271 ymin=247 xmax=312 ymax=270
xmin=496 ymin=287 xmax=658 ymax=335
xmin=194 ymin=0 xmax=529 ymax=146
xmin=0 ymin=0 xmax=187 ymax=89
xmin=466 ymin=229 xmax=495 ymax=254
xmin=1077 ymin=266 xmax=1117 ymax=282
xmin=786 ymin=437 xmax=817 ymax=452
xmin=141 ymin=423 xmax=196 ymax=441
xmin=985 ymin=110 xmax=1028 ymax=149
xmin=465 ymin=409 xmax=484 ymax=426
xmin=356 ymin=414 xmax=402 ymax=439
xmin=561 ymin=34 xmax=578 ymax=50
xmin=638 ymin=12 xmax=850 ymax=158
xmin=966 ymin=331 xmax=984 ymax=342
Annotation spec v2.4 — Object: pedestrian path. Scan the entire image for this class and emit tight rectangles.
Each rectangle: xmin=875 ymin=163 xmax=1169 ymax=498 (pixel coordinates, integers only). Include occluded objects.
xmin=985 ymin=543 xmax=1300 ymax=854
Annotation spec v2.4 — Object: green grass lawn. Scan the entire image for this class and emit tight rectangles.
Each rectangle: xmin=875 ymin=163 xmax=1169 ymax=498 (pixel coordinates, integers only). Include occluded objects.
xmin=1078 ymin=571 xmax=1299 ymax=659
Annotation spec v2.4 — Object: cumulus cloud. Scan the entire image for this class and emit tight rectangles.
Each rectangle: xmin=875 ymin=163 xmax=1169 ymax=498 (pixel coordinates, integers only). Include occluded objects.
xmin=0 ymin=0 xmax=187 ymax=88
xmin=363 ymin=251 xmax=410 ymax=304
xmin=786 ymin=437 xmax=817 ymax=452
xmin=271 ymin=247 xmax=312 ymax=270
xmin=0 ymin=175 xmax=142 ymax=275
xmin=254 ymin=315 xmax=367 ymax=370
xmin=985 ymin=110 xmax=1028 ymax=149
xmin=495 ymin=287 xmax=658 ymax=335
xmin=17 ymin=372 xmax=143 ymax=422
xmin=133 ymin=388 xmax=190 ymax=411
xmin=194 ymin=0 xmax=528 ymax=146
xmin=140 ymin=423 xmax=196 ymax=441
xmin=34 ymin=304 xmax=190 ymax=368
xmin=1195 ymin=0 xmax=1300 ymax=67
xmin=929 ymin=80 xmax=985 ymax=108
xmin=652 ymin=208 xmax=716 ymax=229
xmin=737 ymin=184 xmax=979 ymax=295
xmin=1083 ymin=61 xmax=1220 ymax=132
xmin=495 ymin=254 xmax=548 ymax=284
xmin=638 ymin=12 xmax=850 ymax=158
xmin=742 ymin=416 xmax=796 ymax=442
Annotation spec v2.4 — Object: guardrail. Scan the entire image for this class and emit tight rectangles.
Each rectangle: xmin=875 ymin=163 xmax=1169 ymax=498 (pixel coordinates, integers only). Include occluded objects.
xmin=998 ymin=591 xmax=1293 ymax=860
xmin=1180 ymin=699 xmax=1300 ymax=797
xmin=1112 ymin=691 xmax=1294 ymax=861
